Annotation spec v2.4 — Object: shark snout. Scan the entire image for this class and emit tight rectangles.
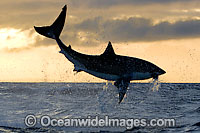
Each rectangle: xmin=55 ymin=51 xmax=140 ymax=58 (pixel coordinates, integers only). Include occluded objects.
xmin=151 ymin=67 xmax=166 ymax=79
xmin=158 ymin=68 xmax=166 ymax=75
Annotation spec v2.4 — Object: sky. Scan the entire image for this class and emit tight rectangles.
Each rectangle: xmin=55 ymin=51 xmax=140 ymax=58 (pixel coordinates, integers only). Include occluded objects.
xmin=0 ymin=0 xmax=200 ymax=82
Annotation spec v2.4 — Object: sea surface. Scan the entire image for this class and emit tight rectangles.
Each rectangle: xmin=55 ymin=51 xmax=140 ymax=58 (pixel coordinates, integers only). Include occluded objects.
xmin=0 ymin=82 xmax=200 ymax=132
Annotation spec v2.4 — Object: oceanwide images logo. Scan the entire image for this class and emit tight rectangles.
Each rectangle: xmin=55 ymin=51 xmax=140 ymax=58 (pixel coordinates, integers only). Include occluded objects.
xmin=24 ymin=115 xmax=176 ymax=129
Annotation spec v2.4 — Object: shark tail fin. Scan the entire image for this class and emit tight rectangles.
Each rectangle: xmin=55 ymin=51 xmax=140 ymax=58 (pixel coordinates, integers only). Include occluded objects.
xmin=34 ymin=5 xmax=67 ymax=39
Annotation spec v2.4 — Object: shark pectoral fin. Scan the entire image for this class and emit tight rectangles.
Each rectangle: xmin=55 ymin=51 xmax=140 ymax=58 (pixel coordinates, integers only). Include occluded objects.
xmin=73 ymin=68 xmax=81 ymax=73
xmin=59 ymin=50 xmax=64 ymax=54
xmin=114 ymin=79 xmax=130 ymax=104
xmin=118 ymin=88 xmax=127 ymax=104
xmin=73 ymin=65 xmax=82 ymax=73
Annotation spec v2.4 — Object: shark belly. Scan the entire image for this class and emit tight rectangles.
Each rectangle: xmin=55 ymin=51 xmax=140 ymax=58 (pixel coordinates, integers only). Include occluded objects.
xmin=130 ymin=72 xmax=152 ymax=80
xmin=83 ymin=70 xmax=152 ymax=81
xmin=83 ymin=69 xmax=120 ymax=81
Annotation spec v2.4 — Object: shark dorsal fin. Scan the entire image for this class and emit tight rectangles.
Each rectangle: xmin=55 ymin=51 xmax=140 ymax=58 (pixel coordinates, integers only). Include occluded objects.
xmin=102 ymin=41 xmax=115 ymax=56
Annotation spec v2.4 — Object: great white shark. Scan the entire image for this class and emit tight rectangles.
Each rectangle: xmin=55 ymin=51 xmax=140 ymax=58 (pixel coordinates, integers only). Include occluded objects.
xmin=34 ymin=5 xmax=166 ymax=103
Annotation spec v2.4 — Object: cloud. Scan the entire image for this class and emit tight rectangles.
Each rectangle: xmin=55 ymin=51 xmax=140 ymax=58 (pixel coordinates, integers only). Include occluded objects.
xmin=0 ymin=0 xmax=67 ymax=30
xmin=69 ymin=0 xmax=198 ymax=8
xmin=59 ymin=16 xmax=200 ymax=44
xmin=75 ymin=17 xmax=102 ymax=32
xmin=5 ymin=16 xmax=200 ymax=52
xmin=1 ymin=0 xmax=200 ymax=52
xmin=104 ymin=18 xmax=200 ymax=42
xmin=0 ymin=0 xmax=200 ymax=30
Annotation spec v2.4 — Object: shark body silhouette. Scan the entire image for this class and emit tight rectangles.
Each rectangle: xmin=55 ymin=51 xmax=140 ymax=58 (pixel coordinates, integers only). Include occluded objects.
xmin=34 ymin=5 xmax=166 ymax=103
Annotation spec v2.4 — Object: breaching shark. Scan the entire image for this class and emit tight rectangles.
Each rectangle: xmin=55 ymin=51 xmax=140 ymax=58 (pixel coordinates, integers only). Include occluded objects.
xmin=34 ymin=5 xmax=166 ymax=103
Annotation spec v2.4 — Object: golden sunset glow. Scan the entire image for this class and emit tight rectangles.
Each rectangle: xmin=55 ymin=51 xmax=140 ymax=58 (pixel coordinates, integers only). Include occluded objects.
xmin=0 ymin=28 xmax=37 ymax=50
xmin=0 ymin=0 xmax=200 ymax=83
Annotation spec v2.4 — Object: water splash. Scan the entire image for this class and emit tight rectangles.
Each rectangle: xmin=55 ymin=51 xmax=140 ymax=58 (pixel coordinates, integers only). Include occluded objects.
xmin=103 ymin=81 xmax=109 ymax=90
xmin=98 ymin=81 xmax=118 ymax=113
xmin=151 ymin=78 xmax=160 ymax=91
xmin=103 ymin=81 xmax=114 ymax=90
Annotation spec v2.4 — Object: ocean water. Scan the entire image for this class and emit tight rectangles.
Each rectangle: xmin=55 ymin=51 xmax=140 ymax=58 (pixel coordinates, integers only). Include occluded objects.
xmin=0 ymin=82 xmax=200 ymax=132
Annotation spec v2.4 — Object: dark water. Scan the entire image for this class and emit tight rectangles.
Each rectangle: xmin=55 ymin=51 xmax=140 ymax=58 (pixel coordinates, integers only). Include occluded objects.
xmin=0 ymin=82 xmax=199 ymax=132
